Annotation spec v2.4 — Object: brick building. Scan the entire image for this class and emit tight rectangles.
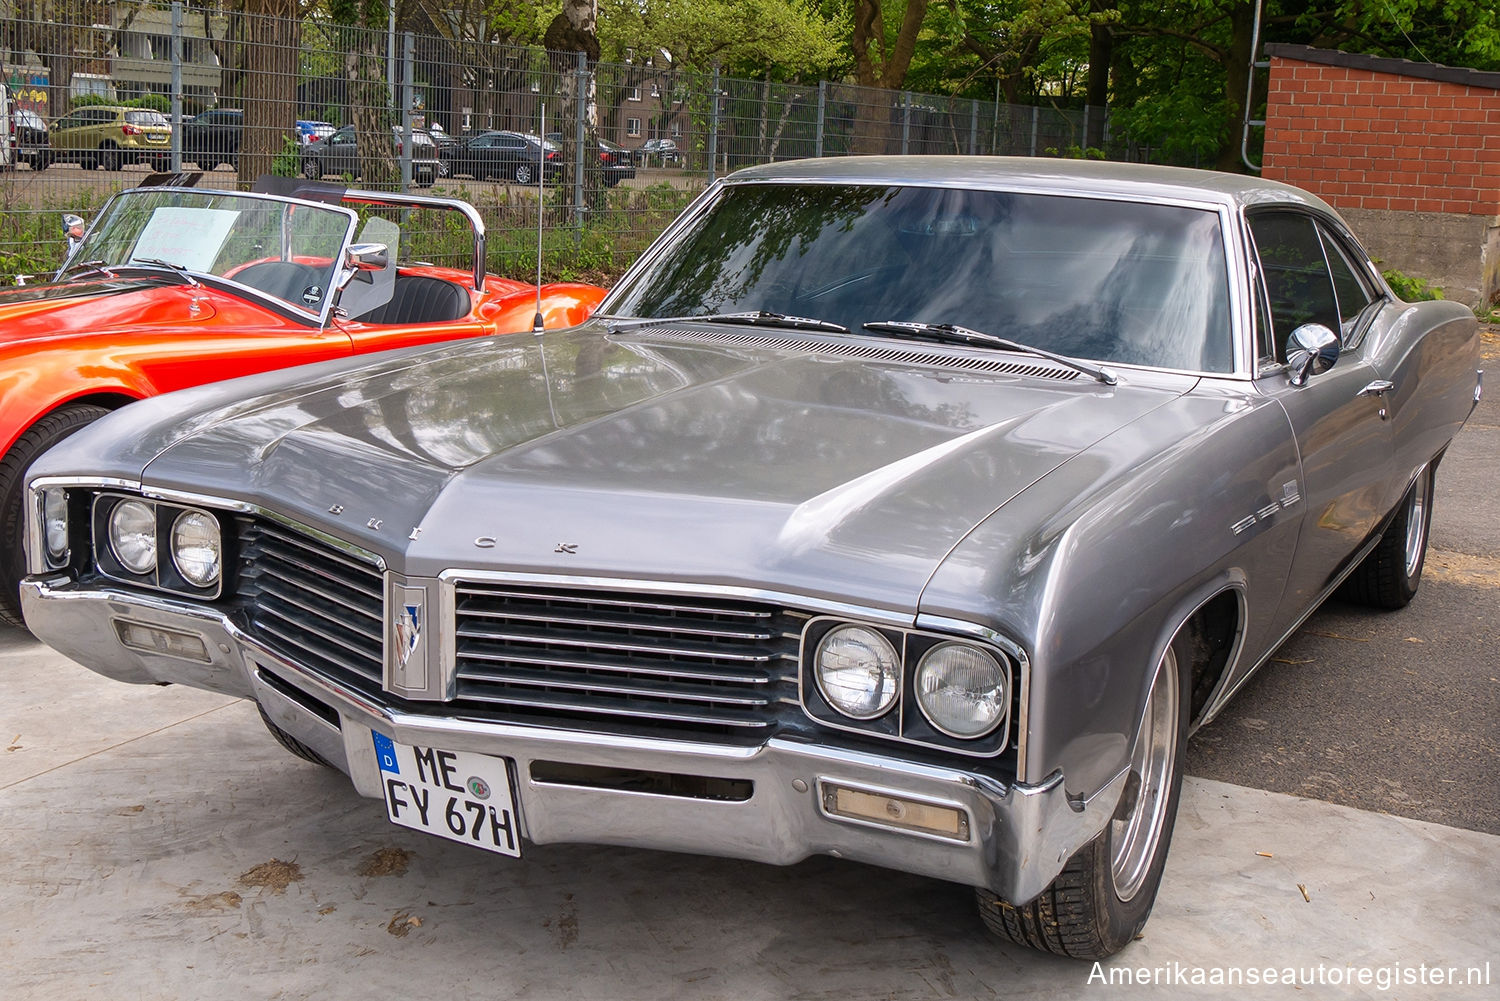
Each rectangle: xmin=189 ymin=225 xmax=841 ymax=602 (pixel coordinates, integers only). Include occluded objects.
xmin=1261 ymin=43 xmax=1499 ymax=307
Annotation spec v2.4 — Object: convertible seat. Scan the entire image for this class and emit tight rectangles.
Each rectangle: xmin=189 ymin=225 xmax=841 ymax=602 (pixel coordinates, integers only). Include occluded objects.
xmin=233 ymin=261 xmax=326 ymax=305
xmin=351 ymin=275 xmax=471 ymax=325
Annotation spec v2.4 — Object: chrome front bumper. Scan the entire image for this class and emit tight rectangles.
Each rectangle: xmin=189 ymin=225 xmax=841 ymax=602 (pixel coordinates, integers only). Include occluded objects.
xmin=22 ymin=576 xmax=1122 ymax=904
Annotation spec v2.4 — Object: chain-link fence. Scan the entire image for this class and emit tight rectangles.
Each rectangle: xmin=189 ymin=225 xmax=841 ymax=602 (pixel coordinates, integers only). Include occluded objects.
xmin=1 ymin=2 xmax=1112 ymax=283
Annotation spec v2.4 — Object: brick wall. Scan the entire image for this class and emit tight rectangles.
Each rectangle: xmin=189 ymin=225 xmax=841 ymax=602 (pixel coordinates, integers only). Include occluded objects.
xmin=1262 ymin=44 xmax=1499 ymax=217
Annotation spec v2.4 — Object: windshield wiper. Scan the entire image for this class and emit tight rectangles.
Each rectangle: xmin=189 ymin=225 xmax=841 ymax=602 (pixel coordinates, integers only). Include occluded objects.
xmin=605 ymin=310 xmax=849 ymax=335
xmin=863 ymin=320 xmax=1118 ymax=386
xmin=129 ymin=257 xmax=201 ymax=288
xmin=60 ymin=259 xmax=115 ymax=279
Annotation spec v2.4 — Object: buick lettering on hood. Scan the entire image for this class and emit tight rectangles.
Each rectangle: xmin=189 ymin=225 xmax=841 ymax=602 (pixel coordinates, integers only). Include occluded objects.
xmin=21 ymin=158 xmax=1481 ymax=959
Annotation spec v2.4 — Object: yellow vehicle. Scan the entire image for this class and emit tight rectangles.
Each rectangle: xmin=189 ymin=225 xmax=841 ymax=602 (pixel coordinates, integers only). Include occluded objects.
xmin=48 ymin=105 xmax=171 ymax=171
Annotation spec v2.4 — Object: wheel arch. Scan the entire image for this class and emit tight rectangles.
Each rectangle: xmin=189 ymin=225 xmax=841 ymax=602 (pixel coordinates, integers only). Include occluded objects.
xmin=3 ymin=390 xmax=143 ymax=459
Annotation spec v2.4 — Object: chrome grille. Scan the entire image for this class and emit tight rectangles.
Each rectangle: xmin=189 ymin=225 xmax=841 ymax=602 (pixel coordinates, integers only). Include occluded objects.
xmin=452 ymin=582 xmax=805 ymax=732
xmin=236 ymin=518 xmax=384 ymax=685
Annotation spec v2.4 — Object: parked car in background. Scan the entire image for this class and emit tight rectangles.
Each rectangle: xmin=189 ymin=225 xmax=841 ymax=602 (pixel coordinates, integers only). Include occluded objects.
xmin=17 ymin=157 xmax=1483 ymax=959
xmin=598 ymin=137 xmax=635 ymax=186
xmin=0 ymin=175 xmax=606 ymax=626
xmin=10 ymin=107 xmax=49 ymax=170
xmin=441 ymin=130 xmax=561 ymax=184
xmin=181 ymin=107 xmax=242 ymax=170
xmin=301 ymin=124 xmax=444 ymax=187
xmin=424 ymin=119 xmax=457 ymax=152
xmin=296 ymin=119 xmax=336 ymax=145
xmin=544 ymin=132 xmax=636 ymax=187
xmin=634 ymin=137 xmax=680 ymax=165
xmin=47 ymin=105 xmax=171 ymax=171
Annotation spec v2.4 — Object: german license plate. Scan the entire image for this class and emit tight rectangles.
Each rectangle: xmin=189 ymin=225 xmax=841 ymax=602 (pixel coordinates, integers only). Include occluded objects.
xmin=371 ymin=733 xmax=520 ymax=857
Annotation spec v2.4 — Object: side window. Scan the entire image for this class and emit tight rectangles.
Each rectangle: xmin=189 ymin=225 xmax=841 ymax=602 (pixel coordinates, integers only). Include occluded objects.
xmin=1247 ymin=211 xmax=1339 ymax=348
xmin=1317 ymin=224 xmax=1377 ymax=337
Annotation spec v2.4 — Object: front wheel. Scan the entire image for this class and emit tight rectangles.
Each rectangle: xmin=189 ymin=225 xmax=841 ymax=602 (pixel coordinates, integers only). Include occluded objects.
xmin=513 ymin=163 xmax=534 ymax=185
xmin=1 ymin=405 xmax=112 ymax=629
xmin=1337 ymin=463 xmax=1435 ymax=609
xmin=977 ymin=633 xmax=1190 ymax=959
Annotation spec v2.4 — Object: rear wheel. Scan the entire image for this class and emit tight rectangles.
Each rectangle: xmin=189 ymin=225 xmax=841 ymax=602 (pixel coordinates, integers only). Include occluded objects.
xmin=976 ymin=633 xmax=1189 ymax=959
xmin=303 ymin=158 xmax=322 ymax=180
xmin=0 ymin=405 xmax=111 ymax=629
xmin=513 ymin=163 xmax=534 ymax=185
xmin=99 ymin=144 xmax=122 ymax=171
xmin=1337 ymin=463 xmax=1435 ymax=609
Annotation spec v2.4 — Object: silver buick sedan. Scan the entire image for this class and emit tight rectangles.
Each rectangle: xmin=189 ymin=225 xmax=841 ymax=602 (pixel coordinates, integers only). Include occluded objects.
xmin=21 ymin=157 xmax=1482 ymax=959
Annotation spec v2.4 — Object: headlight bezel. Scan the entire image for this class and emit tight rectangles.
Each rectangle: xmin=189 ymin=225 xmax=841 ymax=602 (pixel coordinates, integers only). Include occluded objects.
xmin=91 ymin=493 xmax=225 ymax=598
xmin=912 ymin=641 xmax=1011 ymax=740
xmin=170 ymin=509 xmax=223 ymax=588
xmin=800 ymin=616 xmax=1018 ymax=757
xmin=812 ymin=623 xmax=903 ymax=722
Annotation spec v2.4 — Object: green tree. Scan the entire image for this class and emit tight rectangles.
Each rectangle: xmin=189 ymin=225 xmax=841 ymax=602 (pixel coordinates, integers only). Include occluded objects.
xmin=597 ymin=0 xmax=843 ymax=78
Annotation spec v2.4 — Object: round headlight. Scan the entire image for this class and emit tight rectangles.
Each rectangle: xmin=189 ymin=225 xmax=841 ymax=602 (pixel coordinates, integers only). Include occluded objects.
xmin=914 ymin=642 xmax=1009 ymax=739
xmin=814 ymin=625 xmax=900 ymax=720
xmin=42 ymin=488 xmax=69 ymax=561
xmin=108 ymin=500 xmax=157 ymax=575
xmin=170 ymin=510 xmax=222 ymax=587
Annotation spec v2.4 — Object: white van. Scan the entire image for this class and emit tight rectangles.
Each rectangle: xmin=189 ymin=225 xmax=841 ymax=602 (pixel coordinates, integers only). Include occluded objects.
xmin=0 ymin=83 xmax=13 ymax=169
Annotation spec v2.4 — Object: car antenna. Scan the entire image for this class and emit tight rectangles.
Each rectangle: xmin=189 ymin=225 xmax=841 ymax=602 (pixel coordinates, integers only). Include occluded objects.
xmin=533 ymin=104 xmax=546 ymax=336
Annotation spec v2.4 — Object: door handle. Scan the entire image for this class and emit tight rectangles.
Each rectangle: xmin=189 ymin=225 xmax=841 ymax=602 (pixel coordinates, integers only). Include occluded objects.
xmin=1359 ymin=379 xmax=1395 ymax=420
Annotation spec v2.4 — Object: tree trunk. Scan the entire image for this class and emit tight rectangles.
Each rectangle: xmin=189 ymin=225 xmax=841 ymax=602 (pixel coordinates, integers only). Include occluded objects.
xmin=239 ymin=4 xmax=299 ymax=186
xmin=544 ymin=0 xmax=604 ymax=215
xmin=1217 ymin=0 xmax=1257 ymax=172
xmin=1086 ymin=2 xmax=1113 ymax=149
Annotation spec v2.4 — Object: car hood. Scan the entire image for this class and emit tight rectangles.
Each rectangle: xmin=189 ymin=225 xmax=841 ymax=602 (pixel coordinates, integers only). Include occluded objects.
xmin=0 ymin=278 xmax=186 ymax=344
xmin=123 ymin=326 xmax=1193 ymax=612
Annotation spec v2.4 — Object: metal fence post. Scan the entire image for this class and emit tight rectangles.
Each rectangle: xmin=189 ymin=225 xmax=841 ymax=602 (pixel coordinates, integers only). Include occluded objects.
xmin=400 ymin=32 xmax=414 ymax=191
xmin=901 ymin=91 xmax=911 ymax=154
xmin=575 ymin=51 xmax=586 ymax=233
xmin=170 ymin=2 xmax=183 ymax=170
xmin=1030 ymin=106 xmax=1039 ymax=157
xmin=815 ymin=80 xmax=826 ymax=159
xmin=708 ymin=65 xmax=720 ymax=182
xmin=969 ymin=99 xmax=977 ymax=156
xmin=1081 ymin=105 xmax=1090 ymax=150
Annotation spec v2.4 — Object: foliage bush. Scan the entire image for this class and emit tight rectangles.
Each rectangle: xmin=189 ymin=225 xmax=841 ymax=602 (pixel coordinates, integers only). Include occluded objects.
xmin=69 ymin=94 xmax=172 ymax=113
xmin=1381 ymin=268 xmax=1444 ymax=302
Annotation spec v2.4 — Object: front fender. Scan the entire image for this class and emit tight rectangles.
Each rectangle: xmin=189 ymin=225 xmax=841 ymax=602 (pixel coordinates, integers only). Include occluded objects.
xmin=920 ymin=382 xmax=1301 ymax=796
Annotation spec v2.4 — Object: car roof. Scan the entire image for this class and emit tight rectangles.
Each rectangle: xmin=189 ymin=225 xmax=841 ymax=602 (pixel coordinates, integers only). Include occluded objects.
xmin=725 ymin=155 xmax=1339 ymax=215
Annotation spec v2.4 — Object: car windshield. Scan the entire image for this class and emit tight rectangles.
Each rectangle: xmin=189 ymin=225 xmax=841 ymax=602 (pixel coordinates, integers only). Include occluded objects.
xmin=607 ymin=183 xmax=1234 ymax=373
xmin=72 ymin=188 xmax=355 ymax=317
xmin=125 ymin=111 xmax=168 ymax=127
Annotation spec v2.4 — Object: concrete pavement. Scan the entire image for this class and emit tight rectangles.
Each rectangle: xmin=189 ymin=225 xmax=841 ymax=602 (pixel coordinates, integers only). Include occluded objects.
xmin=2 ymin=628 xmax=1495 ymax=1000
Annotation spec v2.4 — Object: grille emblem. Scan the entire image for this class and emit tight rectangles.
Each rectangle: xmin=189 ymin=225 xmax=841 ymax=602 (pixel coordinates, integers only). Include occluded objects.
xmin=395 ymin=602 xmax=422 ymax=669
xmin=385 ymin=576 xmax=449 ymax=700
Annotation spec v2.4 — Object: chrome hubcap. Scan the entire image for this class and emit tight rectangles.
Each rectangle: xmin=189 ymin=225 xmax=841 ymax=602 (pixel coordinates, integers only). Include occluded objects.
xmin=1110 ymin=646 xmax=1180 ymax=903
xmin=1404 ymin=470 xmax=1430 ymax=580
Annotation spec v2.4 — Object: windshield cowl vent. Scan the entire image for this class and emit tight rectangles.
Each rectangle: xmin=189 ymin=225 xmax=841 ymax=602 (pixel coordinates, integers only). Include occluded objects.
xmin=619 ymin=326 xmax=1082 ymax=381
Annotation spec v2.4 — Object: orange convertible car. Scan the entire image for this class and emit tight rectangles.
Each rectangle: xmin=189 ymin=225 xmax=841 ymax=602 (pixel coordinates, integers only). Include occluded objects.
xmin=0 ymin=176 xmax=605 ymax=626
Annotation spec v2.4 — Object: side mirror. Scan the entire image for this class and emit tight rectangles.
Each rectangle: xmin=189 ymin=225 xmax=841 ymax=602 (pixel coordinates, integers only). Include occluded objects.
xmin=62 ymin=212 xmax=87 ymax=260
xmin=1286 ymin=323 xmax=1340 ymax=387
xmin=345 ymin=242 xmax=390 ymax=272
